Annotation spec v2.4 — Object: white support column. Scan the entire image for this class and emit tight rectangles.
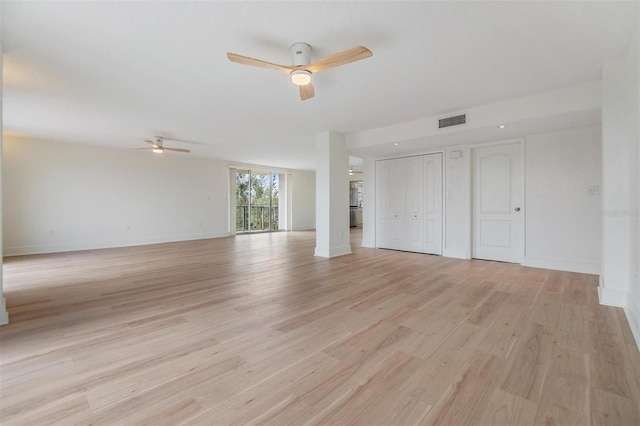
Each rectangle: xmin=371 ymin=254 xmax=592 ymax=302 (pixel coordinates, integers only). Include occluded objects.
xmin=1 ymin=38 xmax=9 ymax=325
xmin=278 ymin=173 xmax=289 ymax=230
xmin=315 ymin=131 xmax=351 ymax=258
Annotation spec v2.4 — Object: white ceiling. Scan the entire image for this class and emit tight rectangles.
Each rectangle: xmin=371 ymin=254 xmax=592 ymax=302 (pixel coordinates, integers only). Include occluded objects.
xmin=2 ymin=1 xmax=637 ymax=170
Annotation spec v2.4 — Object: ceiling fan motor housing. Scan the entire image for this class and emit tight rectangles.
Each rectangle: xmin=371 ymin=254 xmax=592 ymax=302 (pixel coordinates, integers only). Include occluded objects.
xmin=290 ymin=42 xmax=311 ymax=66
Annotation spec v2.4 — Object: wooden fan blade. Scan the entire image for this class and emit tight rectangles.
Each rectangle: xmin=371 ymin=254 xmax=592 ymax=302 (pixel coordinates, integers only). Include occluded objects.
xmin=227 ymin=52 xmax=294 ymax=73
xmin=307 ymin=46 xmax=372 ymax=73
xmin=162 ymin=147 xmax=191 ymax=153
xmin=299 ymin=83 xmax=315 ymax=101
xmin=145 ymin=139 xmax=159 ymax=148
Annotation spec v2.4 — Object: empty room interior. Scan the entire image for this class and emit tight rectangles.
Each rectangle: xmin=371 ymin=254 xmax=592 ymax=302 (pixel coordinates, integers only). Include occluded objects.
xmin=1 ymin=1 xmax=639 ymax=425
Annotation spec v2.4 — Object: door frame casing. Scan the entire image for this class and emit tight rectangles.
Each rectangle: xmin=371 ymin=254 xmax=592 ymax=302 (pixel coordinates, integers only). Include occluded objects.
xmin=469 ymin=138 xmax=526 ymax=263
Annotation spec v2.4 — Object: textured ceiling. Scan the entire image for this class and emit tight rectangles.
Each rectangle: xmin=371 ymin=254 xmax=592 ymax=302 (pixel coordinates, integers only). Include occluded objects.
xmin=2 ymin=1 xmax=637 ymax=169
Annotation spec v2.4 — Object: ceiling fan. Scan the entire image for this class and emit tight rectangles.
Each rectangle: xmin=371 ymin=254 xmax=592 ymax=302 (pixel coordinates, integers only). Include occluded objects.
xmin=227 ymin=43 xmax=373 ymax=100
xmin=139 ymin=137 xmax=190 ymax=154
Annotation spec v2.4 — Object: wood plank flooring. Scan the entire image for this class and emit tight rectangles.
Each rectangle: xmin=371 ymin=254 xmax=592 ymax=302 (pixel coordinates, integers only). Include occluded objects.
xmin=1 ymin=230 xmax=638 ymax=425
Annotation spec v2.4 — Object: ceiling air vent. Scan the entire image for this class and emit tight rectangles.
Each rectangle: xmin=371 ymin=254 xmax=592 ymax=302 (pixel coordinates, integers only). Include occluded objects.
xmin=439 ymin=114 xmax=467 ymax=129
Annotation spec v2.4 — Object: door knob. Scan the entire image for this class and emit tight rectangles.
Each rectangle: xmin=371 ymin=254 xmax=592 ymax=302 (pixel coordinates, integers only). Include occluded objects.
xmin=514 ymin=207 xmax=521 ymax=212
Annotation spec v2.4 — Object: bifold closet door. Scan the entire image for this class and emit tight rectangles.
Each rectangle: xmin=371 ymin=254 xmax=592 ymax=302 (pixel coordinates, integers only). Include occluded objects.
xmin=404 ymin=156 xmax=425 ymax=252
xmin=389 ymin=157 xmax=407 ymax=250
xmin=376 ymin=157 xmax=406 ymax=250
xmin=376 ymin=154 xmax=442 ymax=254
xmin=423 ymin=153 xmax=443 ymax=255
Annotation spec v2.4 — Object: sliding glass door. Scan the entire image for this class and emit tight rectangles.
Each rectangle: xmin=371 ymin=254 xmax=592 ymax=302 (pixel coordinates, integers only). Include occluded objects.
xmin=236 ymin=170 xmax=279 ymax=233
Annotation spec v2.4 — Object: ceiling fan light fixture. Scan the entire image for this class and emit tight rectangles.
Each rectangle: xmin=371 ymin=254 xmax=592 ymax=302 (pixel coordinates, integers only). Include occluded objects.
xmin=290 ymin=69 xmax=311 ymax=86
xmin=152 ymin=148 xmax=164 ymax=154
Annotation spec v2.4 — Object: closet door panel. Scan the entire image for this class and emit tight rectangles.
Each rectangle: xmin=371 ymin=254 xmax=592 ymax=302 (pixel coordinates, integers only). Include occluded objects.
xmin=424 ymin=153 xmax=443 ymax=255
xmin=389 ymin=158 xmax=406 ymax=250
xmin=405 ymin=156 xmax=425 ymax=252
xmin=376 ymin=153 xmax=443 ymax=255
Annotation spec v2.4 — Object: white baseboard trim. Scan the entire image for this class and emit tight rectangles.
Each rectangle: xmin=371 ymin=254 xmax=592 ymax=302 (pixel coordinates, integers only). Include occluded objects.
xmin=598 ymin=284 xmax=627 ymax=307
xmin=315 ymin=245 xmax=352 ymax=258
xmin=443 ymin=249 xmax=468 ymax=260
xmin=361 ymin=239 xmax=375 ymax=248
xmin=598 ymin=278 xmax=640 ymax=350
xmin=4 ymin=232 xmax=232 ymax=256
xmin=624 ymin=299 xmax=640 ymax=351
xmin=522 ymin=256 xmax=600 ymax=275
xmin=0 ymin=297 xmax=8 ymax=326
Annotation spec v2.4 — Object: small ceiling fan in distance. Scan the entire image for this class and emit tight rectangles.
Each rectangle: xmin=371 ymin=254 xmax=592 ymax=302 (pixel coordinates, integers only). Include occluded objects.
xmin=227 ymin=43 xmax=373 ymax=100
xmin=139 ymin=137 xmax=190 ymax=154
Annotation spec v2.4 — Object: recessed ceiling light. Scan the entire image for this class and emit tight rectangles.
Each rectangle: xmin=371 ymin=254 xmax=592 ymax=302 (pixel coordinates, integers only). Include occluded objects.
xmin=394 ymin=142 xmax=399 ymax=146
xmin=499 ymin=125 xmax=506 ymax=129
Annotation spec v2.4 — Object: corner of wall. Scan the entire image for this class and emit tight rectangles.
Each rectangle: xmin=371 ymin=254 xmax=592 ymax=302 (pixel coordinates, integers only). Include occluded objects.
xmin=0 ymin=39 xmax=6 ymax=326
xmin=523 ymin=256 xmax=600 ymax=275
xmin=360 ymin=238 xmax=375 ymax=248
xmin=597 ymin=277 xmax=628 ymax=307
xmin=624 ymin=297 xmax=640 ymax=351
xmin=600 ymin=13 xmax=640 ymax=351
xmin=314 ymin=244 xmax=351 ymax=258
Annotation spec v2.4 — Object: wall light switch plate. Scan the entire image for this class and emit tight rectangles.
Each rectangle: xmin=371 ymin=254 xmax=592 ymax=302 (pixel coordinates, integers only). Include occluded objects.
xmin=587 ymin=185 xmax=600 ymax=195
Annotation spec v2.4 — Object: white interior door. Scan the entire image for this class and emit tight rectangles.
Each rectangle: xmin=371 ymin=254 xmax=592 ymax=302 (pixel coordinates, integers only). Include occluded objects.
xmin=424 ymin=153 xmax=443 ymax=255
xmin=473 ymin=143 xmax=523 ymax=263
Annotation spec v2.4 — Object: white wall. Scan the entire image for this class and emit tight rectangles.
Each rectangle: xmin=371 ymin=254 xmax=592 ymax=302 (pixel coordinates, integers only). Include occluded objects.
xmin=0 ymin=37 xmax=8 ymax=325
xmin=443 ymin=146 xmax=471 ymax=259
xmin=3 ymin=136 xmax=231 ymax=255
xmin=347 ymin=82 xmax=601 ymax=152
xmin=523 ymin=126 xmax=602 ymax=273
xmin=601 ymin=15 xmax=640 ymax=348
xmin=631 ymin=31 xmax=640 ymax=348
xmin=291 ymin=170 xmax=316 ymax=231
xmin=362 ymin=126 xmax=603 ymax=275
xmin=634 ymin=22 xmax=640 ymax=350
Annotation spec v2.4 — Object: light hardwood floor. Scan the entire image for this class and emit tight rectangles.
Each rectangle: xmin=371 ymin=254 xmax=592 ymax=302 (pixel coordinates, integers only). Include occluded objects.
xmin=1 ymin=230 xmax=639 ymax=425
